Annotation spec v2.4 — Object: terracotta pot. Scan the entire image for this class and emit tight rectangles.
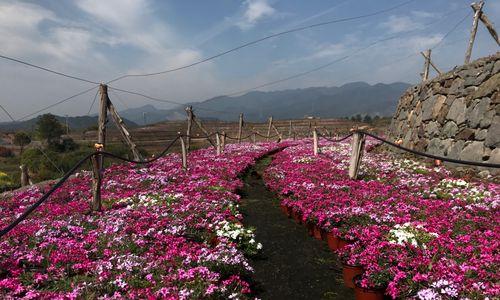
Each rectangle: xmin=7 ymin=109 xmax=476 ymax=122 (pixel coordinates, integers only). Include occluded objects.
xmin=326 ymin=232 xmax=339 ymax=251
xmin=292 ymin=211 xmax=302 ymax=224
xmin=320 ymin=228 xmax=328 ymax=241
xmin=342 ymin=264 xmax=363 ymax=289
xmin=353 ymin=275 xmax=385 ymax=300
xmin=313 ymin=225 xmax=322 ymax=240
xmin=337 ymin=238 xmax=352 ymax=250
xmin=280 ymin=204 xmax=289 ymax=217
xmin=306 ymin=222 xmax=315 ymax=236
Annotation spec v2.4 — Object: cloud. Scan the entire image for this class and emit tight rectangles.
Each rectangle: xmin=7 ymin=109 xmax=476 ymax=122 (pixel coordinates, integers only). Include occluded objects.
xmin=381 ymin=15 xmax=424 ymax=33
xmin=238 ymin=0 xmax=275 ymax=29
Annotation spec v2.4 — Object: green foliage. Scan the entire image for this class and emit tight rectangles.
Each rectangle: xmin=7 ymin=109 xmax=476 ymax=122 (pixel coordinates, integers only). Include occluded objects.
xmin=13 ymin=131 xmax=31 ymax=153
xmin=47 ymin=137 xmax=79 ymax=153
xmin=35 ymin=114 xmax=64 ymax=143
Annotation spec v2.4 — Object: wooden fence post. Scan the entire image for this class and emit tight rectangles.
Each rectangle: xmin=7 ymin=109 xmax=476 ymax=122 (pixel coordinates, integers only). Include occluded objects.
xmin=216 ymin=132 xmax=221 ymax=156
xmin=179 ymin=134 xmax=187 ymax=170
xmin=252 ymin=132 xmax=256 ymax=144
xmin=107 ymin=99 xmax=142 ymax=161
xmin=288 ymin=120 xmax=292 ymax=139
xmin=238 ymin=113 xmax=243 ymax=143
xmin=185 ymin=106 xmax=193 ymax=151
xmin=421 ymin=49 xmax=431 ymax=81
xmin=465 ymin=1 xmax=484 ymax=64
xmin=192 ymin=115 xmax=216 ymax=147
xmin=20 ymin=164 xmax=29 ymax=186
xmin=348 ymin=132 xmax=366 ymax=180
xmin=221 ymin=131 xmax=226 ymax=152
xmin=313 ymin=128 xmax=318 ymax=156
xmin=92 ymin=84 xmax=108 ymax=212
xmin=266 ymin=116 xmax=273 ymax=141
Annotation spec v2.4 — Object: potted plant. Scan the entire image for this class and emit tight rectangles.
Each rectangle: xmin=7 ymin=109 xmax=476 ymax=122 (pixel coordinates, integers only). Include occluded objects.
xmin=353 ymin=274 xmax=387 ymax=300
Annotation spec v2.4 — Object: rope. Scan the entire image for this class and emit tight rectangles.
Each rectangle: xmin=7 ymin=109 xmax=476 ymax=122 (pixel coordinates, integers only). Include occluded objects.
xmin=358 ymin=131 xmax=500 ymax=168
xmin=0 ymin=136 xmax=181 ymax=239
xmin=318 ymin=133 xmax=353 ymax=143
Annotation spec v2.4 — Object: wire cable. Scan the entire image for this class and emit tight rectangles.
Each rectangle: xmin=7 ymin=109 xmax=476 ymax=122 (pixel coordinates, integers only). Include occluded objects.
xmin=17 ymin=85 xmax=99 ymax=121
xmin=0 ymin=54 xmax=100 ymax=85
xmin=0 ymin=104 xmax=16 ymax=122
xmin=105 ymin=0 xmax=416 ymax=84
xmin=87 ymin=89 xmax=100 ymax=116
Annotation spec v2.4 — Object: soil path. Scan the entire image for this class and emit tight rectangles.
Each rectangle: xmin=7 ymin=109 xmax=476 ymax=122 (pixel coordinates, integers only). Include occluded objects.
xmin=239 ymin=156 xmax=354 ymax=300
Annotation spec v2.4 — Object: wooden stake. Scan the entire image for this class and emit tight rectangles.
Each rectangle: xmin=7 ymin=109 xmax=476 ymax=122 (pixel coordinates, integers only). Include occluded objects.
xmin=421 ymin=51 xmax=442 ymax=75
xmin=313 ymin=128 xmax=318 ymax=156
xmin=266 ymin=116 xmax=273 ymax=141
xmin=288 ymin=120 xmax=292 ymax=138
xmin=216 ymin=133 xmax=221 ymax=156
xmin=185 ymin=106 xmax=193 ymax=151
xmin=421 ymin=49 xmax=431 ymax=81
xmin=237 ymin=113 xmax=243 ymax=143
xmin=107 ymin=100 xmax=142 ymax=161
xmin=92 ymin=84 xmax=108 ymax=212
xmin=221 ymin=131 xmax=226 ymax=151
xmin=20 ymin=164 xmax=29 ymax=186
xmin=193 ymin=115 xmax=216 ymax=147
xmin=348 ymin=132 xmax=366 ymax=180
xmin=477 ymin=7 xmax=500 ymax=46
xmin=465 ymin=1 xmax=484 ymax=64
xmin=252 ymin=132 xmax=256 ymax=144
xmin=179 ymin=135 xmax=187 ymax=170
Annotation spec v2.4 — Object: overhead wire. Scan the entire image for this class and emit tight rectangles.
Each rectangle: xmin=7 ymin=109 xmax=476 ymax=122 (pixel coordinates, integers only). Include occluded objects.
xmin=105 ymin=0 xmax=417 ymax=84
xmin=87 ymin=89 xmax=100 ymax=116
xmin=0 ymin=104 xmax=16 ymax=122
xmin=0 ymin=54 xmax=100 ymax=85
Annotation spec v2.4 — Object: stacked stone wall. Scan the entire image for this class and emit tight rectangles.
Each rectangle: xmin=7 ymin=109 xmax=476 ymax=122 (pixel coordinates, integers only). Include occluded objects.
xmin=388 ymin=52 xmax=499 ymax=171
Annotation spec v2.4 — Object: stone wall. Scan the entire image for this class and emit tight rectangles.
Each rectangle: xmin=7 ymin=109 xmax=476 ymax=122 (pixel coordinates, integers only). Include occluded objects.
xmin=388 ymin=52 xmax=499 ymax=171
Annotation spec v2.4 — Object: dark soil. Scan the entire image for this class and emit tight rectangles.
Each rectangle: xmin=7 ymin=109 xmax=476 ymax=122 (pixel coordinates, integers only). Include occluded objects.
xmin=239 ymin=156 xmax=354 ymax=300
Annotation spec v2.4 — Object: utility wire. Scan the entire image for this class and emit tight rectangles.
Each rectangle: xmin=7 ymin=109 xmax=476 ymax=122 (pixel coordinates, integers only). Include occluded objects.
xmin=18 ymin=85 xmax=99 ymax=121
xmin=105 ymin=0 xmax=416 ymax=84
xmin=87 ymin=89 xmax=100 ymax=116
xmin=0 ymin=54 xmax=100 ymax=85
xmin=0 ymin=104 xmax=16 ymax=122
xmin=431 ymin=11 xmax=472 ymax=50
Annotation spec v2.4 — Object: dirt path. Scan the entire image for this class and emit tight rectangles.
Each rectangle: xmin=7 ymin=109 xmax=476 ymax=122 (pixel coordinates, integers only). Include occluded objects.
xmin=239 ymin=156 xmax=354 ymax=300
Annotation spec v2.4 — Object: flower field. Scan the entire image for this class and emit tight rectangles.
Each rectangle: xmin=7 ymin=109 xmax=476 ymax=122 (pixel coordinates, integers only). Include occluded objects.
xmin=264 ymin=139 xmax=499 ymax=299
xmin=0 ymin=143 xmax=278 ymax=299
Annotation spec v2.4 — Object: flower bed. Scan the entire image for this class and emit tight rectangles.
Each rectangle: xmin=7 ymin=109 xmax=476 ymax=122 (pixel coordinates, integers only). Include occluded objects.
xmin=264 ymin=139 xmax=499 ymax=299
xmin=0 ymin=142 xmax=278 ymax=299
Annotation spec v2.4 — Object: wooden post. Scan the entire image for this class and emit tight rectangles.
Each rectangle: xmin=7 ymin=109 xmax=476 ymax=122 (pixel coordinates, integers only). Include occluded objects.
xmin=288 ymin=120 xmax=292 ymax=138
xmin=237 ymin=113 xmax=243 ymax=143
xmin=221 ymin=131 xmax=226 ymax=152
xmin=193 ymin=115 xmax=216 ymax=147
xmin=92 ymin=84 xmax=108 ymax=212
xmin=252 ymin=132 xmax=256 ymax=144
xmin=20 ymin=164 xmax=29 ymax=187
xmin=313 ymin=128 xmax=318 ymax=156
xmin=465 ymin=1 xmax=484 ymax=64
xmin=348 ymin=132 xmax=366 ymax=180
xmin=421 ymin=49 xmax=431 ymax=81
xmin=185 ymin=106 xmax=193 ymax=151
xmin=179 ymin=134 xmax=187 ymax=170
xmin=216 ymin=132 xmax=221 ymax=155
xmin=421 ymin=51 xmax=442 ymax=75
xmin=266 ymin=116 xmax=273 ymax=141
xmin=107 ymin=100 xmax=142 ymax=161
xmin=476 ymin=6 xmax=500 ymax=46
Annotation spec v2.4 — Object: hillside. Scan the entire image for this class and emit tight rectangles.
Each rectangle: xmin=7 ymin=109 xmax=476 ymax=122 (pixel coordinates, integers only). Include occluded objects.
xmin=118 ymin=81 xmax=411 ymax=124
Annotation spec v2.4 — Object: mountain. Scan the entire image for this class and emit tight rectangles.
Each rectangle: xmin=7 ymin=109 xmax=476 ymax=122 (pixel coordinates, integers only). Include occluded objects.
xmin=117 ymin=104 xmax=171 ymax=125
xmin=0 ymin=115 xmax=138 ymax=133
xmin=161 ymin=81 xmax=411 ymax=122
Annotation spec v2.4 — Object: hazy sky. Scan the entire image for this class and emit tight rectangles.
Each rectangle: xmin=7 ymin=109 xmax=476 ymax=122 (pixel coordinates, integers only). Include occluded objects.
xmin=0 ymin=0 xmax=499 ymax=120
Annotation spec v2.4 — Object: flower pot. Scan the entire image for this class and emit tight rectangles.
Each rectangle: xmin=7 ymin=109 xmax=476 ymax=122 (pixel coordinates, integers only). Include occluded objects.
xmin=292 ymin=211 xmax=302 ymax=224
xmin=342 ymin=264 xmax=363 ymax=289
xmin=326 ymin=232 xmax=339 ymax=251
xmin=337 ymin=238 xmax=352 ymax=250
xmin=353 ymin=275 xmax=385 ymax=300
xmin=280 ymin=204 xmax=290 ymax=217
xmin=306 ymin=222 xmax=315 ymax=236
xmin=313 ymin=225 xmax=322 ymax=240
xmin=320 ymin=228 xmax=328 ymax=240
